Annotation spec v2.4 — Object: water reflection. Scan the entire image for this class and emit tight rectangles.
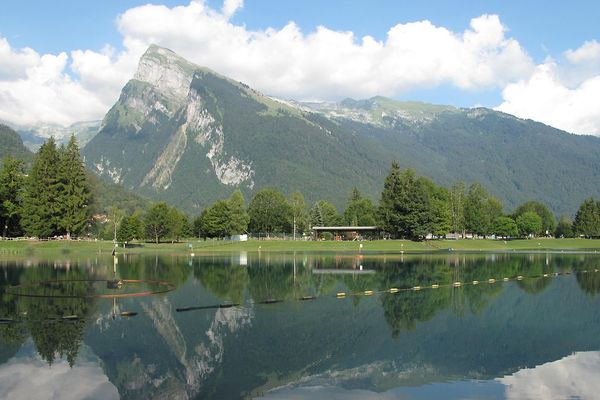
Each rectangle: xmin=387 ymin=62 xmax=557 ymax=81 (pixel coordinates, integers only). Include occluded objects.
xmin=499 ymin=351 xmax=600 ymax=400
xmin=1 ymin=252 xmax=600 ymax=399
xmin=0 ymin=343 xmax=119 ymax=400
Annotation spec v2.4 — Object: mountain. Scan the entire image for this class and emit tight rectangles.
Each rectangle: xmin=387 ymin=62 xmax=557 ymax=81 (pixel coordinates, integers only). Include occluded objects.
xmin=300 ymin=98 xmax=600 ymax=216
xmin=14 ymin=120 xmax=101 ymax=152
xmin=0 ymin=124 xmax=33 ymax=162
xmin=83 ymin=45 xmax=600 ymax=216
xmin=83 ymin=45 xmax=390 ymax=213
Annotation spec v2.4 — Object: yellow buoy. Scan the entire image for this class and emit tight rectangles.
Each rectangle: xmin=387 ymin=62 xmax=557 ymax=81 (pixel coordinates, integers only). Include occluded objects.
xmin=120 ymin=311 xmax=138 ymax=317
xmin=336 ymin=292 xmax=346 ymax=298
xmin=364 ymin=290 xmax=374 ymax=296
xmin=431 ymin=284 xmax=440 ymax=289
xmin=488 ymin=278 xmax=496 ymax=283
xmin=472 ymin=280 xmax=479 ymax=285
xmin=389 ymin=288 xmax=399 ymax=293
xmin=412 ymin=286 xmax=421 ymax=291
xmin=453 ymin=282 xmax=462 ymax=287
xmin=503 ymin=277 xmax=509 ymax=281
xmin=517 ymin=275 xmax=524 ymax=280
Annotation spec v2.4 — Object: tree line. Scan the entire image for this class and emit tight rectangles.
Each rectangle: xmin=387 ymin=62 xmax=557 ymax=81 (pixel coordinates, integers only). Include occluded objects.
xmin=1 ymin=139 xmax=599 ymax=242
xmin=187 ymin=160 xmax=600 ymax=241
xmin=0 ymin=136 xmax=91 ymax=239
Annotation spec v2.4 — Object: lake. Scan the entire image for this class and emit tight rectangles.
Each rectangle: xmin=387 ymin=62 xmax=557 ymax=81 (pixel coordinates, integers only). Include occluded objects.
xmin=1 ymin=251 xmax=600 ymax=399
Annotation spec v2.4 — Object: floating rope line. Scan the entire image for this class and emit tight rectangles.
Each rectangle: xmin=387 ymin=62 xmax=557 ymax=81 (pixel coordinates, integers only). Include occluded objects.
xmin=0 ymin=310 xmax=139 ymax=325
xmin=176 ymin=303 xmax=240 ymax=312
xmin=4 ymin=279 xmax=176 ymax=299
xmin=174 ymin=269 xmax=592 ymax=313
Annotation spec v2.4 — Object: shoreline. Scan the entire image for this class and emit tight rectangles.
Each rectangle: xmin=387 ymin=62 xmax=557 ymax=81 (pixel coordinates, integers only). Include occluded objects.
xmin=1 ymin=237 xmax=600 ymax=257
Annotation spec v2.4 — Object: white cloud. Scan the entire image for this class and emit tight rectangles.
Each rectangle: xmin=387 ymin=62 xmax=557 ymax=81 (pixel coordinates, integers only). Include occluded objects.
xmin=0 ymin=348 xmax=119 ymax=400
xmin=115 ymin=6 xmax=533 ymax=100
xmin=496 ymin=41 xmax=600 ymax=135
xmin=0 ymin=0 xmax=597 ymax=135
xmin=499 ymin=351 xmax=600 ymax=399
xmin=565 ymin=40 xmax=600 ymax=64
xmin=222 ymin=0 xmax=244 ymax=18
xmin=0 ymin=46 xmax=109 ymax=127
xmin=0 ymin=38 xmax=40 ymax=80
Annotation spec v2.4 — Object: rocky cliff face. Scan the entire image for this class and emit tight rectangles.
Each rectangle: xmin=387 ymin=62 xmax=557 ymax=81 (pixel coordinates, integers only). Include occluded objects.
xmin=84 ymin=45 xmax=262 ymax=208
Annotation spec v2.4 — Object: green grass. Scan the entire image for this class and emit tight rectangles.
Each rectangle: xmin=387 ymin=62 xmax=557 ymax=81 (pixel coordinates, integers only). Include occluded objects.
xmin=2 ymin=237 xmax=600 ymax=258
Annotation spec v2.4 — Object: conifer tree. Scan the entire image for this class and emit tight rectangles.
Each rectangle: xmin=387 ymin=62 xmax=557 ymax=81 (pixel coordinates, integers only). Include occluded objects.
xmin=344 ymin=188 xmax=376 ymax=226
xmin=0 ymin=157 xmax=25 ymax=237
xmin=58 ymin=136 xmax=92 ymax=238
xmin=21 ymin=138 xmax=62 ymax=237
xmin=309 ymin=202 xmax=324 ymax=227
xmin=309 ymin=200 xmax=342 ymax=227
xmin=573 ymin=198 xmax=600 ymax=238
xmin=378 ymin=161 xmax=403 ymax=236
xmin=116 ymin=215 xmax=136 ymax=242
xmin=378 ymin=163 xmax=437 ymax=239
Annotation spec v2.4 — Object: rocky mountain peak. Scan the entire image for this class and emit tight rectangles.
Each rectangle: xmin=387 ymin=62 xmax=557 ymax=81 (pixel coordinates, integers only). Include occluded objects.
xmin=133 ymin=45 xmax=197 ymax=104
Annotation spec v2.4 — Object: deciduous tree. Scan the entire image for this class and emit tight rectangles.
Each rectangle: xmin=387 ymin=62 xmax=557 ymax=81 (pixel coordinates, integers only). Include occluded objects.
xmin=513 ymin=201 xmax=555 ymax=236
xmin=248 ymin=189 xmax=292 ymax=234
xmin=144 ymin=202 xmax=171 ymax=243
xmin=516 ymin=211 xmax=543 ymax=238
xmin=555 ymin=215 xmax=574 ymax=238
xmin=227 ymin=189 xmax=249 ymax=235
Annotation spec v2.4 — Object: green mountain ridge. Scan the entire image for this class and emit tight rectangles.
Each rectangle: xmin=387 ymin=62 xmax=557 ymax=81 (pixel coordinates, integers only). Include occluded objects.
xmin=0 ymin=124 xmax=33 ymax=162
xmin=82 ymin=45 xmax=600 ymax=216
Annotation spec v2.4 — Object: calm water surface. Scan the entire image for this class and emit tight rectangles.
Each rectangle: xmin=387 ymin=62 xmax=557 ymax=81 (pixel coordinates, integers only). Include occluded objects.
xmin=1 ymin=251 xmax=600 ymax=399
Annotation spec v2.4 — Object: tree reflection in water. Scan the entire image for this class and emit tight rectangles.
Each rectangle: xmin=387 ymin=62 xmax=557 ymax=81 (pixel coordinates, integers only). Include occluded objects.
xmin=1 ymin=252 xmax=600 ymax=373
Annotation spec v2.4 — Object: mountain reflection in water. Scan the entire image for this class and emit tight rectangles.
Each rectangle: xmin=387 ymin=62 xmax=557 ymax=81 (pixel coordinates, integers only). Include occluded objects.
xmin=1 ymin=252 xmax=600 ymax=399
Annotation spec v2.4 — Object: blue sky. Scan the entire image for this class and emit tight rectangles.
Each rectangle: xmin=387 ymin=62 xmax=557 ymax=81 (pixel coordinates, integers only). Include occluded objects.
xmin=0 ymin=1 xmax=599 ymax=134
xmin=2 ymin=1 xmax=597 ymax=62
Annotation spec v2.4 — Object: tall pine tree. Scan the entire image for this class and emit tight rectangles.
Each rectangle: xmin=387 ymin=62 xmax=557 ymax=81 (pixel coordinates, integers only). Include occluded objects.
xmin=58 ymin=136 xmax=92 ymax=238
xmin=21 ymin=138 xmax=62 ymax=237
xmin=0 ymin=157 xmax=25 ymax=237
xmin=378 ymin=162 xmax=437 ymax=240
xmin=573 ymin=198 xmax=600 ymax=238
xmin=379 ymin=161 xmax=403 ymax=236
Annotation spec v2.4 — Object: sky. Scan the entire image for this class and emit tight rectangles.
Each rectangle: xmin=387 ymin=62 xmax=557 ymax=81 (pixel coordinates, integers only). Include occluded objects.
xmin=0 ymin=0 xmax=599 ymax=135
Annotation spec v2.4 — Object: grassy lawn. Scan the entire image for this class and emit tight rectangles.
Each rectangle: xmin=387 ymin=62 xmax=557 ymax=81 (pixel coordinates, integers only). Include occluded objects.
xmin=1 ymin=237 xmax=600 ymax=257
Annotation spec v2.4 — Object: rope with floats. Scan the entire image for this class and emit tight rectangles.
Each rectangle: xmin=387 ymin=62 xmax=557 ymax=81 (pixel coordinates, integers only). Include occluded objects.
xmin=174 ymin=269 xmax=592 ymax=312
xmin=3 ymin=278 xmax=176 ymax=299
